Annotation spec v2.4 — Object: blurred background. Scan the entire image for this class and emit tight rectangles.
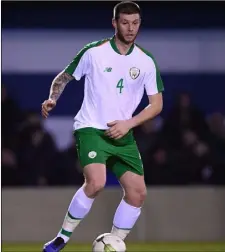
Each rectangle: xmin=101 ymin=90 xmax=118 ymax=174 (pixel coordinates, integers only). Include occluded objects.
xmin=2 ymin=1 xmax=225 ymax=249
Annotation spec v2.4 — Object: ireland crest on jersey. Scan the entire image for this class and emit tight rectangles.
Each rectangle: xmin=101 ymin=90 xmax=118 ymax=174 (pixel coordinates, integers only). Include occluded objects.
xmin=129 ymin=67 xmax=140 ymax=80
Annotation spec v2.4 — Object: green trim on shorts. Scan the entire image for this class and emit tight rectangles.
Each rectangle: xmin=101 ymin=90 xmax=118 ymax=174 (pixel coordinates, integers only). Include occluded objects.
xmin=74 ymin=127 xmax=144 ymax=178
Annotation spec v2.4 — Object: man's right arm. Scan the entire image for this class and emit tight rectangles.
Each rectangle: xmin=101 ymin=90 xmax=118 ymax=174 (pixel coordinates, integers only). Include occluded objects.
xmin=49 ymin=71 xmax=74 ymax=103
xmin=48 ymin=47 xmax=90 ymax=103
xmin=41 ymin=71 xmax=74 ymax=118
xmin=42 ymin=47 xmax=90 ymax=118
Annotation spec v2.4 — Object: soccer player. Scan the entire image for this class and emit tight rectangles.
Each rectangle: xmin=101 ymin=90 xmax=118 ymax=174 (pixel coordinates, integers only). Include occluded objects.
xmin=41 ymin=1 xmax=164 ymax=251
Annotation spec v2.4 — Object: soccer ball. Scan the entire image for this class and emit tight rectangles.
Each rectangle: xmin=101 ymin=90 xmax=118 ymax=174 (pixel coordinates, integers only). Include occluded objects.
xmin=92 ymin=233 xmax=126 ymax=252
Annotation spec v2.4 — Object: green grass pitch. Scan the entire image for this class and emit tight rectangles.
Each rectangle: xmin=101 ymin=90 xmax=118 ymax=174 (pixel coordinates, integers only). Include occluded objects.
xmin=2 ymin=242 xmax=225 ymax=252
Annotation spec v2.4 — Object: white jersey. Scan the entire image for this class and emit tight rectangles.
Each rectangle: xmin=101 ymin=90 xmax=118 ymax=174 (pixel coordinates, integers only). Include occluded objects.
xmin=64 ymin=37 xmax=164 ymax=130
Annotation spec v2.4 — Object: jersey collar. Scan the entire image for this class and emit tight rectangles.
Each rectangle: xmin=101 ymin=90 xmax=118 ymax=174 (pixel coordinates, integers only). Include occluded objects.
xmin=110 ymin=36 xmax=134 ymax=56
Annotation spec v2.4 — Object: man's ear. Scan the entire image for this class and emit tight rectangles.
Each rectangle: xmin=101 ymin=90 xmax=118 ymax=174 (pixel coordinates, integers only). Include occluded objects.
xmin=112 ymin=18 xmax=117 ymax=29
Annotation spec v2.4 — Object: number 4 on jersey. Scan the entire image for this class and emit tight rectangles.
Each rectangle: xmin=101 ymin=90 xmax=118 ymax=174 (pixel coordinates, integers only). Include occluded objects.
xmin=116 ymin=78 xmax=124 ymax=94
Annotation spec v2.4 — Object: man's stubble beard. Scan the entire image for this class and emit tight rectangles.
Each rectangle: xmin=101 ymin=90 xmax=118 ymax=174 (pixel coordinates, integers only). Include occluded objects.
xmin=116 ymin=28 xmax=138 ymax=45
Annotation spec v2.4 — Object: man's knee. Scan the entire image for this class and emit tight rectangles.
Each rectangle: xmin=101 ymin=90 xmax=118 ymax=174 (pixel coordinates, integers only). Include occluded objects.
xmin=137 ymin=187 xmax=147 ymax=203
xmin=85 ymin=179 xmax=105 ymax=197
xmin=125 ymin=186 xmax=147 ymax=207
xmin=119 ymin=171 xmax=147 ymax=207
xmin=83 ymin=163 xmax=106 ymax=198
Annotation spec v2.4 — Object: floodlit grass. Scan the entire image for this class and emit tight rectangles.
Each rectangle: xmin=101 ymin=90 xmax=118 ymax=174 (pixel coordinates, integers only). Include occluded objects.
xmin=2 ymin=242 xmax=225 ymax=252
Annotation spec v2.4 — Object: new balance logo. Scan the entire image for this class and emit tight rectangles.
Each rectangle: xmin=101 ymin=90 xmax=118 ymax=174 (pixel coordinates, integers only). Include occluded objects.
xmin=104 ymin=67 xmax=112 ymax=72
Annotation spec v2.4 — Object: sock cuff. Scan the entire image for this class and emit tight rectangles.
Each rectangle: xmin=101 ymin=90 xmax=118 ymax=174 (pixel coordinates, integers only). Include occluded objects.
xmin=79 ymin=187 xmax=95 ymax=205
xmin=113 ymin=199 xmax=141 ymax=230
xmin=68 ymin=186 xmax=95 ymax=219
xmin=121 ymin=199 xmax=142 ymax=210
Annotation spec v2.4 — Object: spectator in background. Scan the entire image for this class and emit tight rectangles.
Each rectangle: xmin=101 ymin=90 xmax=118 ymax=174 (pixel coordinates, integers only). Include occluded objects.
xmin=2 ymin=84 xmax=24 ymax=149
xmin=1 ymin=85 xmax=83 ymax=186
xmin=144 ymin=144 xmax=175 ymax=185
xmin=179 ymin=128 xmax=213 ymax=184
xmin=206 ymin=112 xmax=225 ymax=184
xmin=2 ymin=146 xmax=20 ymax=186
xmin=17 ymin=111 xmax=58 ymax=186
xmin=133 ymin=116 xmax=163 ymax=161
xmin=133 ymin=116 xmax=176 ymax=185
xmin=162 ymin=92 xmax=211 ymax=148
xmin=207 ymin=112 xmax=225 ymax=142
xmin=145 ymin=92 xmax=216 ymax=185
xmin=53 ymin=138 xmax=84 ymax=186
xmin=2 ymin=84 xmax=24 ymax=186
xmin=2 ymin=85 xmax=24 ymax=139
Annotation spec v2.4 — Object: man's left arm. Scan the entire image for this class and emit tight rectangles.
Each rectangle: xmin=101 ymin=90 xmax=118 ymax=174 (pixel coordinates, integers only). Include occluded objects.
xmin=128 ymin=92 xmax=163 ymax=129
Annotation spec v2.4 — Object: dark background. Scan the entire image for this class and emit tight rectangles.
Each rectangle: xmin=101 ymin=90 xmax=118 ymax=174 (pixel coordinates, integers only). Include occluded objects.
xmin=2 ymin=1 xmax=225 ymax=29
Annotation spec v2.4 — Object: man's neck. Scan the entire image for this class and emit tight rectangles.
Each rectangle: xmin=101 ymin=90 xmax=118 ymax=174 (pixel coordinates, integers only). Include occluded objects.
xmin=114 ymin=35 xmax=134 ymax=55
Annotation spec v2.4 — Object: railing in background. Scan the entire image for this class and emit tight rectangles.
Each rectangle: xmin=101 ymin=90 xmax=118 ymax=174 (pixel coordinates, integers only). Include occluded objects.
xmin=2 ymin=187 xmax=225 ymax=242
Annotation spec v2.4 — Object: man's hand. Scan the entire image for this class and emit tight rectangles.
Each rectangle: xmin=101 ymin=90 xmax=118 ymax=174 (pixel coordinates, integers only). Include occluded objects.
xmin=105 ymin=120 xmax=132 ymax=139
xmin=41 ymin=99 xmax=56 ymax=119
xmin=41 ymin=71 xmax=74 ymax=119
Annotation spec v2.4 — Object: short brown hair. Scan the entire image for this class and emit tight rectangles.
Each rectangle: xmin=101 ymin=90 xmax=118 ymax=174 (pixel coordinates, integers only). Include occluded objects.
xmin=113 ymin=1 xmax=141 ymax=20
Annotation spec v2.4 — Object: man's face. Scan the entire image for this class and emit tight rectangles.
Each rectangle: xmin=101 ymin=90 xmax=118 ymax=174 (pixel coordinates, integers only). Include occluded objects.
xmin=113 ymin=13 xmax=141 ymax=44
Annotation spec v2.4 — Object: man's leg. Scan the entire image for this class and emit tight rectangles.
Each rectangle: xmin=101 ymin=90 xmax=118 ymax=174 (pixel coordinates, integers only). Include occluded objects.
xmin=111 ymin=171 xmax=147 ymax=240
xmin=57 ymin=163 xmax=106 ymax=242
xmin=43 ymin=163 xmax=106 ymax=251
